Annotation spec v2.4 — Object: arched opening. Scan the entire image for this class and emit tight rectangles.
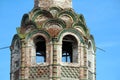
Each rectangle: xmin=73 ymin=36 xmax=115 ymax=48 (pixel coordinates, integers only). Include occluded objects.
xmin=88 ymin=42 xmax=92 ymax=68
xmin=88 ymin=42 xmax=92 ymax=50
xmin=88 ymin=41 xmax=93 ymax=68
xmin=62 ymin=35 xmax=78 ymax=63
xmin=34 ymin=36 xmax=46 ymax=63
xmin=88 ymin=41 xmax=94 ymax=80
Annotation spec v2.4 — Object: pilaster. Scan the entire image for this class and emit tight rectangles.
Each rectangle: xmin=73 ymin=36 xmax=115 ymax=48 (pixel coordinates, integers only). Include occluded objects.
xmin=52 ymin=38 xmax=61 ymax=80
xmin=19 ymin=39 xmax=27 ymax=80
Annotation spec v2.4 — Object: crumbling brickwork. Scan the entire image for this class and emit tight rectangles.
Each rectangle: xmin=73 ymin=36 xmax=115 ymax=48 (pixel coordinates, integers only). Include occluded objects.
xmin=34 ymin=0 xmax=72 ymax=9
xmin=10 ymin=0 xmax=96 ymax=80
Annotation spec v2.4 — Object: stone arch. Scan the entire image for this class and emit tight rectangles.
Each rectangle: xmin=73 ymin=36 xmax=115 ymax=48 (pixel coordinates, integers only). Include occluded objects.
xmin=79 ymin=14 xmax=86 ymax=25
xmin=88 ymin=40 xmax=94 ymax=53
xmin=20 ymin=21 xmax=37 ymax=34
xmin=49 ymin=6 xmax=62 ymax=11
xmin=72 ymin=21 xmax=88 ymax=35
xmin=34 ymin=35 xmax=46 ymax=63
xmin=21 ymin=14 xmax=29 ymax=27
xmin=42 ymin=19 xmax=66 ymax=37
xmin=49 ymin=7 xmax=62 ymax=17
xmin=26 ymin=30 xmax=51 ymax=65
xmin=57 ymin=28 xmax=84 ymax=44
xmin=26 ymin=29 xmax=51 ymax=41
xmin=58 ymin=10 xmax=77 ymax=22
xmin=89 ymin=35 xmax=96 ymax=52
xmin=43 ymin=18 xmax=66 ymax=28
xmin=58 ymin=10 xmax=77 ymax=27
xmin=57 ymin=28 xmax=85 ymax=65
xmin=61 ymin=35 xmax=78 ymax=63
xmin=32 ymin=10 xmax=53 ymax=21
xmin=11 ymin=34 xmax=21 ymax=48
xmin=31 ymin=7 xmax=41 ymax=13
xmin=10 ymin=34 xmax=21 ymax=80
xmin=87 ymin=39 xmax=95 ymax=79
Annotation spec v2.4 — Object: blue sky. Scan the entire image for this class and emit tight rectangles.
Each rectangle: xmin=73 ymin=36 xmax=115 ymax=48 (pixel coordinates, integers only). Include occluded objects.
xmin=0 ymin=0 xmax=120 ymax=80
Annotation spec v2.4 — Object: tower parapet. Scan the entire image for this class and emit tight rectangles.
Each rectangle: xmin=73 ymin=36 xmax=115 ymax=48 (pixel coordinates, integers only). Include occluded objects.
xmin=34 ymin=0 xmax=72 ymax=9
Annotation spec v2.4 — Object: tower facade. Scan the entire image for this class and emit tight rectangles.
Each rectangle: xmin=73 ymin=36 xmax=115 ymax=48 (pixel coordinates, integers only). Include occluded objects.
xmin=10 ymin=0 xmax=96 ymax=80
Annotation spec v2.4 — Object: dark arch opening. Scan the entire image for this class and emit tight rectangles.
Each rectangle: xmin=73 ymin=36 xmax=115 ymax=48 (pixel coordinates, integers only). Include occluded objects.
xmin=62 ymin=35 xmax=78 ymax=63
xmin=88 ymin=42 xmax=92 ymax=50
xmin=34 ymin=36 xmax=46 ymax=63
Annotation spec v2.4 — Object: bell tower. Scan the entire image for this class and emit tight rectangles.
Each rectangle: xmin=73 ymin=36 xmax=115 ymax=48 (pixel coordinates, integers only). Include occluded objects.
xmin=10 ymin=0 xmax=96 ymax=80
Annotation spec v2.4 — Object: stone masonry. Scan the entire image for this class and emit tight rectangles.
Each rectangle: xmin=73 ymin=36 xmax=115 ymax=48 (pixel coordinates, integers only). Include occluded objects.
xmin=10 ymin=0 xmax=96 ymax=80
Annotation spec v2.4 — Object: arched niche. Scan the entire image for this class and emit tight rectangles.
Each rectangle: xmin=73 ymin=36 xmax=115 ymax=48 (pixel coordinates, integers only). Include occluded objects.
xmin=34 ymin=36 xmax=46 ymax=63
xmin=57 ymin=29 xmax=84 ymax=66
xmin=62 ymin=35 xmax=78 ymax=63
xmin=26 ymin=30 xmax=50 ymax=65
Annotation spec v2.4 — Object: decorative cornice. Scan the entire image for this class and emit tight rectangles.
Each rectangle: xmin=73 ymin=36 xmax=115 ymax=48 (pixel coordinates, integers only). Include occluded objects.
xmin=17 ymin=7 xmax=94 ymax=45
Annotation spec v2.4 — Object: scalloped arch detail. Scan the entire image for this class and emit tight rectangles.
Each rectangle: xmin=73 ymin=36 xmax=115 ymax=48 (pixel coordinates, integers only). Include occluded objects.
xmin=11 ymin=34 xmax=21 ymax=46
xmin=21 ymin=14 xmax=29 ymax=27
xmin=72 ymin=22 xmax=88 ymax=34
xmin=26 ymin=29 xmax=51 ymax=40
xmin=31 ymin=10 xmax=53 ymax=21
xmin=58 ymin=10 xmax=77 ymax=22
xmin=49 ymin=7 xmax=62 ymax=12
xmin=42 ymin=18 xmax=66 ymax=28
xmin=89 ymin=35 xmax=96 ymax=51
xmin=31 ymin=7 xmax=41 ymax=13
xmin=79 ymin=14 xmax=86 ymax=25
xmin=57 ymin=28 xmax=85 ymax=43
